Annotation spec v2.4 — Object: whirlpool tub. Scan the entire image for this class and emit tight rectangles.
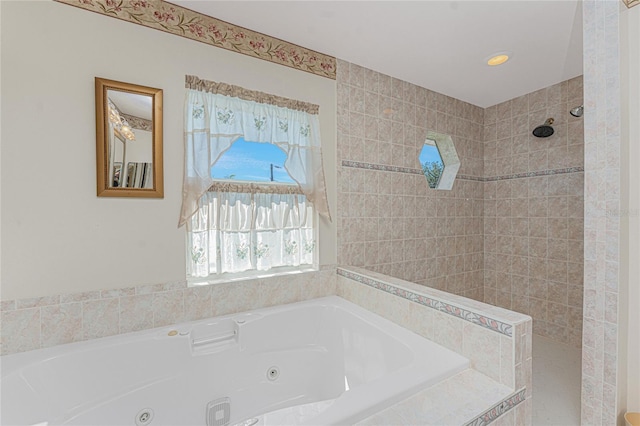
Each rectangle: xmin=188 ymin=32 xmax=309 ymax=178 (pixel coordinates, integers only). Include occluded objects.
xmin=1 ymin=296 xmax=469 ymax=425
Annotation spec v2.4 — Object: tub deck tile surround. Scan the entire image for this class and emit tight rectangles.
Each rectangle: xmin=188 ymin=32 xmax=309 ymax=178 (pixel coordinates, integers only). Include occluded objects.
xmin=337 ymin=265 xmax=532 ymax=425
xmin=356 ymin=370 xmax=526 ymax=426
xmin=337 ymin=266 xmax=529 ymax=334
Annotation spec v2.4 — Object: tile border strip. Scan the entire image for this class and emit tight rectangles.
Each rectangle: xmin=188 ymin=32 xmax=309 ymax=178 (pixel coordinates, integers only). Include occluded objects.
xmin=53 ymin=0 xmax=336 ymax=80
xmin=341 ymin=160 xmax=422 ymax=175
xmin=342 ymin=160 xmax=583 ymax=182
xmin=341 ymin=160 xmax=485 ymax=182
xmin=457 ymin=174 xmax=485 ymax=182
xmin=337 ymin=268 xmax=513 ymax=337
xmin=485 ymin=166 xmax=584 ymax=182
xmin=464 ymin=388 xmax=527 ymax=426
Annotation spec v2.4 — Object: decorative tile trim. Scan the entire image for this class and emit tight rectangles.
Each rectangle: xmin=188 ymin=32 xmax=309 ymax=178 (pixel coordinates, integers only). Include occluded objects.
xmin=623 ymin=0 xmax=639 ymax=8
xmin=464 ymin=388 xmax=527 ymax=426
xmin=457 ymin=174 xmax=485 ymax=182
xmin=484 ymin=166 xmax=584 ymax=182
xmin=337 ymin=268 xmax=513 ymax=337
xmin=53 ymin=0 xmax=336 ymax=80
xmin=342 ymin=160 xmax=483 ymax=182
xmin=341 ymin=160 xmax=583 ymax=182
xmin=342 ymin=160 xmax=422 ymax=175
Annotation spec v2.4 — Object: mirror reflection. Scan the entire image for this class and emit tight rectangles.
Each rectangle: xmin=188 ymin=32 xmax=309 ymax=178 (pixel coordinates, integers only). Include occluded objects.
xmin=95 ymin=77 xmax=163 ymax=198
xmin=107 ymin=90 xmax=153 ymax=189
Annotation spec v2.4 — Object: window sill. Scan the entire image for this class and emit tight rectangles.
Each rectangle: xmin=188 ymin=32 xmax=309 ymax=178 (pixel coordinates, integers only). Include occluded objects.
xmin=188 ymin=265 xmax=318 ymax=287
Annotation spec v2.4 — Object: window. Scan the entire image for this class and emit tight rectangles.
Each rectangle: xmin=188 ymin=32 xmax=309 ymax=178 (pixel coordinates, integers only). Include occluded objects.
xmin=210 ymin=138 xmax=294 ymax=184
xmin=418 ymin=131 xmax=460 ymax=191
xmin=187 ymin=139 xmax=317 ymax=281
xmin=419 ymin=139 xmax=444 ymax=189
xmin=180 ymin=76 xmax=330 ymax=283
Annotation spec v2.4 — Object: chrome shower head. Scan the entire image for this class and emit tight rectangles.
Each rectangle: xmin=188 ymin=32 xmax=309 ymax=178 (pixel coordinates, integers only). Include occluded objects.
xmin=532 ymin=118 xmax=555 ymax=138
xmin=570 ymin=105 xmax=584 ymax=118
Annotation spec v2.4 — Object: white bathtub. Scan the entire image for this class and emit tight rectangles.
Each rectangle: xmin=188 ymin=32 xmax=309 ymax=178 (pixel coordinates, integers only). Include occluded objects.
xmin=1 ymin=296 xmax=469 ymax=426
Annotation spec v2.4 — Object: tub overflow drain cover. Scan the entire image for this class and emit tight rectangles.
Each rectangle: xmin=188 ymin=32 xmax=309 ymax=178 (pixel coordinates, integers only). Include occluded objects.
xmin=267 ymin=366 xmax=280 ymax=381
xmin=135 ymin=408 xmax=154 ymax=426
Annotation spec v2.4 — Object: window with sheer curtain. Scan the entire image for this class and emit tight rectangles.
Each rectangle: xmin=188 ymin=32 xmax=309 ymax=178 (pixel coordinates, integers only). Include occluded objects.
xmin=187 ymin=184 xmax=315 ymax=279
xmin=180 ymin=76 xmax=330 ymax=281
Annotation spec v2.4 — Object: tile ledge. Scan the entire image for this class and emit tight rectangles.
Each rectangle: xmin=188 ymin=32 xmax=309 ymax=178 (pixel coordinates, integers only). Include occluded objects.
xmin=338 ymin=266 xmax=531 ymax=326
xmin=356 ymin=369 xmax=521 ymax=426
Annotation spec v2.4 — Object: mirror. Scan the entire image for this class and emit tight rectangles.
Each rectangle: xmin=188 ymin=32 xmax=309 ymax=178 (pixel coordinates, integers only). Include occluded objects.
xmin=418 ymin=131 xmax=460 ymax=190
xmin=95 ymin=77 xmax=163 ymax=197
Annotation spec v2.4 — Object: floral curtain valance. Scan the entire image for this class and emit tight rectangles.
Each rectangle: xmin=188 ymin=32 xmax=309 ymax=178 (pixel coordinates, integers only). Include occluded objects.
xmin=185 ymin=75 xmax=319 ymax=114
xmin=178 ymin=76 xmax=331 ymax=227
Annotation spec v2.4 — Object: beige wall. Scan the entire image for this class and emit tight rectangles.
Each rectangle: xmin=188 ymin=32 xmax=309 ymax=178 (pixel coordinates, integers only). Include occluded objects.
xmin=0 ymin=1 xmax=336 ymax=300
xmin=621 ymin=2 xmax=640 ymax=416
xmin=483 ymin=77 xmax=585 ymax=348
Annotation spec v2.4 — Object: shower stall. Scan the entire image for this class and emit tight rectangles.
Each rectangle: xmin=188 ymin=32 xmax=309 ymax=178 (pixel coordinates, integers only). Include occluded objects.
xmin=336 ymin=61 xmax=585 ymax=423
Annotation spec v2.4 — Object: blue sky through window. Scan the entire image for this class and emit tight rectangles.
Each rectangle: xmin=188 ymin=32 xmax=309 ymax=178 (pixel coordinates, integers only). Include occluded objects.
xmin=419 ymin=141 xmax=444 ymax=166
xmin=211 ymin=138 xmax=295 ymax=183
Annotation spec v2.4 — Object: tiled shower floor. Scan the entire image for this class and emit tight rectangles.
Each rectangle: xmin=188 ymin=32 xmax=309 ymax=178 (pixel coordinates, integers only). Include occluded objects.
xmin=533 ymin=335 xmax=582 ymax=426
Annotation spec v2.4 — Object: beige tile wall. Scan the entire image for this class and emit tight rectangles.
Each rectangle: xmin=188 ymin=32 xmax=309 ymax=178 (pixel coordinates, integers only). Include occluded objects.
xmin=337 ymin=61 xmax=585 ymax=348
xmin=581 ymin=1 xmax=622 ymax=423
xmin=482 ymin=76 xmax=585 ymax=348
xmin=0 ymin=269 xmax=336 ymax=355
xmin=337 ymin=60 xmax=485 ymax=301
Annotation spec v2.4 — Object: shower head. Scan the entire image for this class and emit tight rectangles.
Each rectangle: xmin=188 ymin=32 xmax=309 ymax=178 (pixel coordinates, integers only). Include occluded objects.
xmin=570 ymin=105 xmax=584 ymax=118
xmin=532 ymin=118 xmax=555 ymax=138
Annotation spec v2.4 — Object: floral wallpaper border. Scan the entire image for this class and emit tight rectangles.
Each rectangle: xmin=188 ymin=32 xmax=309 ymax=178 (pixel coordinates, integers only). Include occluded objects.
xmin=121 ymin=113 xmax=152 ymax=131
xmin=53 ymin=0 xmax=336 ymax=80
xmin=464 ymin=388 xmax=527 ymax=426
xmin=337 ymin=267 xmax=514 ymax=337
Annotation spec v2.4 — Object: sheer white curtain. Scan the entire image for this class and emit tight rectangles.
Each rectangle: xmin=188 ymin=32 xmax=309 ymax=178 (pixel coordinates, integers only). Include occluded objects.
xmin=178 ymin=75 xmax=331 ymax=227
xmin=187 ymin=187 xmax=314 ymax=278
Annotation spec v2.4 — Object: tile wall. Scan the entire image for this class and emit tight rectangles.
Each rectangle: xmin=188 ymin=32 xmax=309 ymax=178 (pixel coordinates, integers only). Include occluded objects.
xmin=336 ymin=60 xmax=486 ymax=302
xmin=0 ymin=269 xmax=336 ymax=355
xmin=482 ymin=77 xmax=585 ymax=348
xmin=336 ymin=60 xmax=585 ymax=348
xmin=581 ymin=0 xmax=622 ymax=423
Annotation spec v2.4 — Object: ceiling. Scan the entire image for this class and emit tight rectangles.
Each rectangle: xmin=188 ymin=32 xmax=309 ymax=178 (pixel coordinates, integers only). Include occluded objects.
xmin=173 ymin=0 xmax=583 ymax=108
xmin=108 ymin=90 xmax=153 ymax=120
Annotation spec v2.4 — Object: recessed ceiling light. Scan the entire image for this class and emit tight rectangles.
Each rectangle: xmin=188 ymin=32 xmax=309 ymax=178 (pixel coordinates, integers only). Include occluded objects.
xmin=486 ymin=52 xmax=512 ymax=66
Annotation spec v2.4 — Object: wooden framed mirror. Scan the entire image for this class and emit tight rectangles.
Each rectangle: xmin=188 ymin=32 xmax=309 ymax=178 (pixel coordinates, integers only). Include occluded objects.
xmin=95 ymin=77 xmax=163 ymax=198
